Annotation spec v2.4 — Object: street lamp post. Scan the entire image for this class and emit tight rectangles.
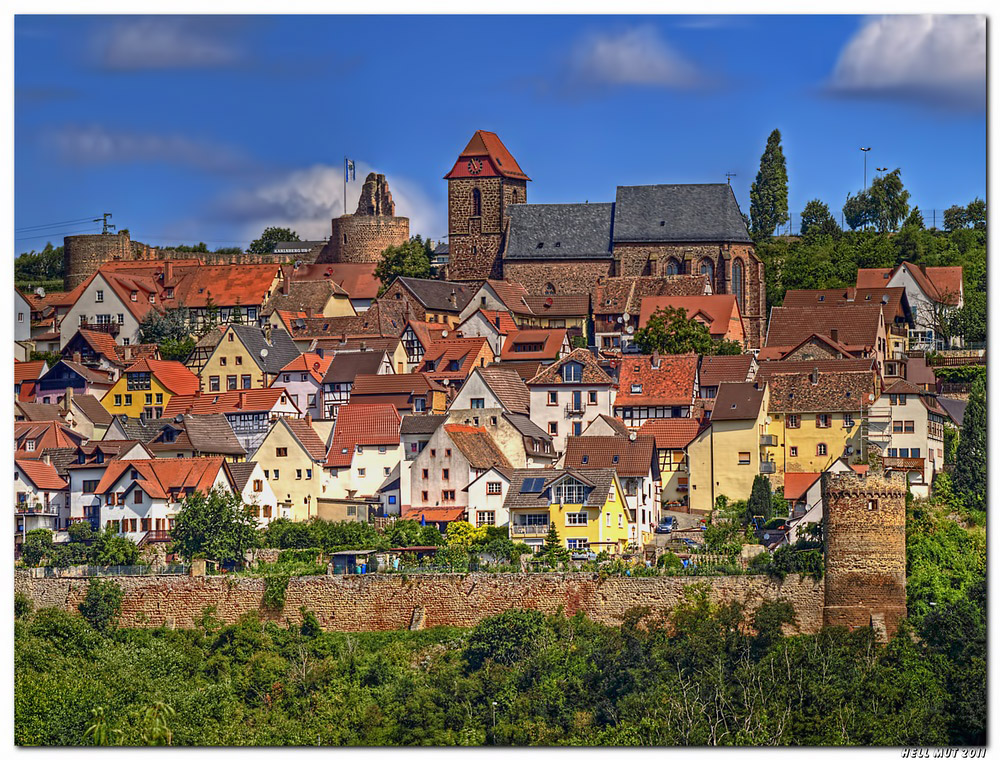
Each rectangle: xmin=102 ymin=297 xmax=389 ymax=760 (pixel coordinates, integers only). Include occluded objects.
xmin=860 ymin=147 xmax=872 ymax=190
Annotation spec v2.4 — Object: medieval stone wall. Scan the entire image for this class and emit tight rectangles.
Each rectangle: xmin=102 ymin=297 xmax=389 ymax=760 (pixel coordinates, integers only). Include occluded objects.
xmin=447 ymin=177 xmax=522 ymax=281
xmin=503 ymin=260 xmax=613 ymax=296
xmin=14 ymin=571 xmax=825 ymax=634
xmin=319 ymin=216 xmax=410 ymax=264
xmin=822 ymin=471 xmax=907 ymax=638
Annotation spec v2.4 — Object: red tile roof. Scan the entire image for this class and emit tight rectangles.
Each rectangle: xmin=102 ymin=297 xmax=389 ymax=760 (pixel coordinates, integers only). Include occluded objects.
xmin=289 ymin=262 xmax=381 ymax=300
xmin=164 ymin=387 xmax=292 ymax=416
xmin=782 ymin=286 xmax=908 ymax=321
xmin=563 ymin=435 xmax=657 ymax=478
xmin=476 ymin=366 xmax=530 ymax=414
xmin=527 ymin=348 xmax=614 ymax=387
xmin=445 ymin=130 xmax=529 ymax=180
xmin=123 ymin=358 xmax=200 ymax=396
xmin=443 ymin=424 xmax=512 ymax=470
xmin=766 ymin=371 xmax=877 ymax=414
xmin=711 ymin=382 xmax=766 ymax=421
xmin=755 ymin=358 xmax=876 ymax=383
xmin=522 ymin=294 xmax=591 ymax=317
xmin=699 ymin=355 xmax=756 ymax=386
xmin=95 ymin=457 xmax=226 ymax=498
xmin=406 ymin=320 xmax=450 ymax=349
xmin=16 ymin=459 xmax=69 ymax=491
xmin=15 ymin=421 xmax=86 ymax=457
xmin=639 ymin=295 xmax=742 ymax=339
xmin=613 ymin=354 xmax=698 ymax=408
xmin=765 ymin=305 xmax=883 ymax=352
xmin=15 ymin=360 xmax=47 ymax=383
xmin=170 ymin=264 xmax=280 ymax=308
xmin=281 ymin=417 xmax=331 ymax=462
xmin=638 ymin=418 xmax=702 ymax=450
xmin=403 ymin=506 xmax=467 ymax=523
xmin=857 ymin=263 xmax=963 ymax=305
xmin=784 ymin=472 xmax=822 ymax=502
xmin=469 ymin=309 xmax=518 ymax=335
xmin=325 ymin=404 xmax=401 ymax=467
xmin=418 ymin=337 xmax=492 ymax=383
xmin=350 ymin=373 xmax=445 ymax=396
xmin=499 ymin=329 xmax=566 ymax=361
xmin=593 ymin=275 xmax=710 ymax=316
xmin=276 ymin=352 xmax=334 ymax=384
xmin=73 ymin=330 xmax=122 ymax=364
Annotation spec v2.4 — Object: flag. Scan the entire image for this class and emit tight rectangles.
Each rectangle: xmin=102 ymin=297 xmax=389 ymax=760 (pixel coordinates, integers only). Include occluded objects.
xmin=420 ymin=514 xmax=426 ymax=527
xmin=345 ymin=158 xmax=355 ymax=182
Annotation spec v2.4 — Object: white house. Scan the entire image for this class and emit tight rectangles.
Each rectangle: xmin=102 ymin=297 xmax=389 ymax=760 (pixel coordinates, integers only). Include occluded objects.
xmin=323 ymin=403 xmax=403 ymax=514
xmin=65 ymin=440 xmax=152 ymax=529
xmin=59 ymin=271 xmax=157 ymax=349
xmin=464 ymin=466 xmax=513 ymax=529
xmin=15 ymin=288 xmax=32 ymax=343
xmin=15 ymin=458 xmax=69 ymax=534
xmin=225 ymin=461 xmax=284 ymax=524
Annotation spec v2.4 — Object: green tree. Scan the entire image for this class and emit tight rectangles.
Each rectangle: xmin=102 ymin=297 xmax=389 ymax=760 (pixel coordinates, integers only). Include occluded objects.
xmin=137 ymin=307 xmax=191 ymax=345
xmin=538 ymin=524 xmax=570 ymax=566
xmin=29 ymin=350 xmax=62 ymax=368
xmin=799 ymin=199 xmax=839 ymax=238
xmin=158 ymin=336 xmax=196 ymax=362
xmin=78 ymin=578 xmax=124 ymax=633
xmin=842 ymin=191 xmax=873 ymax=230
xmin=953 ymin=376 xmax=985 ymax=512
xmin=140 ymin=702 xmax=176 ymax=746
xmin=867 ymin=169 xmax=910 ymax=232
xmin=965 ymin=198 xmax=986 ymax=230
xmin=248 ymin=226 xmax=300 ymax=256
xmin=465 ymin=609 xmax=548 ymax=669
xmin=14 ymin=241 xmax=65 ymax=284
xmin=91 ymin=527 xmax=142 ymax=566
xmin=445 ymin=521 xmax=488 ymax=549
xmin=749 ymin=129 xmax=789 ymax=239
xmin=902 ymin=207 xmax=925 ymax=229
xmin=20 ymin=529 xmax=54 ymax=567
xmin=942 ymin=204 xmax=969 ymax=232
xmin=746 ymin=474 xmax=775 ymax=523
xmin=171 ymin=488 xmax=259 ymax=565
xmin=374 ymin=236 xmax=432 ymax=294
xmin=633 ymin=306 xmax=742 ymax=356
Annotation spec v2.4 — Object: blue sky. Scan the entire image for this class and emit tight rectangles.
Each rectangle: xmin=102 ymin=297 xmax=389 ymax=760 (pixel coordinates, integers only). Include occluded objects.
xmin=14 ymin=14 xmax=986 ymax=254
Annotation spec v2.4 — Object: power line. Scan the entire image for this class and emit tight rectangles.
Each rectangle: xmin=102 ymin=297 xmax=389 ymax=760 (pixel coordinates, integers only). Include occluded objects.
xmin=15 ymin=224 xmax=102 ymax=242
xmin=15 ymin=215 xmax=102 ymax=232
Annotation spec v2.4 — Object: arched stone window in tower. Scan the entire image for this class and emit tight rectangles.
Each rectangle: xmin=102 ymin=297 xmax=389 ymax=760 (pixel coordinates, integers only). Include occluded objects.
xmin=544 ymin=282 xmax=556 ymax=295
xmin=472 ymin=188 xmax=482 ymax=217
xmin=699 ymin=258 xmax=715 ymax=283
xmin=665 ymin=258 xmax=681 ymax=276
xmin=732 ymin=258 xmax=745 ymax=311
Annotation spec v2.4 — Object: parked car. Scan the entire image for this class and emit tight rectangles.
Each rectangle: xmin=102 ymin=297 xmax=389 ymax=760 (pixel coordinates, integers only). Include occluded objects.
xmin=654 ymin=516 xmax=676 ymax=534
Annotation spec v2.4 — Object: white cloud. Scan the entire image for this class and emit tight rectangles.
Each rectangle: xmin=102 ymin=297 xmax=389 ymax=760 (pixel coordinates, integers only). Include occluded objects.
xmin=828 ymin=15 xmax=985 ymax=109
xmin=94 ymin=17 xmax=244 ymax=70
xmin=567 ymin=25 xmax=710 ymax=90
xmin=215 ymin=162 xmax=444 ymax=243
xmin=45 ymin=124 xmax=247 ymax=172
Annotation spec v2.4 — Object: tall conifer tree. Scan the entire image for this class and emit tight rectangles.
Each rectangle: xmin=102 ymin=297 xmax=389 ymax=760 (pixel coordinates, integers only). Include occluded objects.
xmin=749 ymin=129 xmax=790 ymax=239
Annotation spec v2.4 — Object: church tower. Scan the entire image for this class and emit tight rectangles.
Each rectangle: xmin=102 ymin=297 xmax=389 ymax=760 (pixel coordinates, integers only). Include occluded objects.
xmin=444 ymin=130 xmax=529 ymax=281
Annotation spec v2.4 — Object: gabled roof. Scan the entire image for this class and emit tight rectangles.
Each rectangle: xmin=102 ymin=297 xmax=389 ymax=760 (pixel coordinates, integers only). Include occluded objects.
xmin=261 ymin=279 xmax=350 ymax=317
xmin=503 ymin=413 xmax=553 ymax=445
xmin=857 ymin=263 xmax=963 ymax=305
xmin=277 ymin=352 xmax=334 ymax=384
xmin=766 ymin=371 xmax=876 ymax=414
xmin=322 ymin=351 xmax=389 ymax=385
xmin=181 ymin=414 xmax=246 ymax=455
xmin=499 ymin=329 xmax=566 ymax=362
xmin=639 ymin=295 xmax=741 ymax=338
xmin=492 ymin=360 xmax=544 ymax=383
xmin=467 ymin=309 xmax=518 ymax=335
xmin=593 ymin=275 xmax=711 ymax=316
xmin=325 ymin=404 xmax=401 ymax=467
xmin=107 ymin=414 xmax=164 ymax=444
xmin=399 ymin=414 xmax=448 ymax=436
xmin=281 ymin=417 xmax=329 ymax=462
xmin=224 ymin=461 xmax=260 ymax=493
xmin=405 ymin=320 xmax=450 ymax=349
xmin=782 ymin=286 xmax=909 ymax=321
xmin=521 ymin=294 xmax=591 ymax=317
xmin=445 ymin=130 xmax=529 ymax=180
xmin=527 ymin=348 xmax=614 ymax=386
xmin=71 ymin=394 xmax=115 ymax=425
xmin=613 ymin=183 xmax=751 ymax=244
xmin=711 ymin=382 xmax=766 ymax=421
xmin=350 ymin=373 xmax=445 ymax=397
xmin=95 ymin=457 xmax=226 ymax=498
xmin=475 ymin=366 xmax=530 ymax=414
xmin=15 ymin=360 xmax=48 ymax=383
xmin=418 ymin=337 xmax=490 ymax=382
xmin=784 ymin=472 xmax=823 ymax=502
xmin=755 ymin=358 xmax=876 ymax=383
xmin=289 ymin=262 xmax=381 ymax=300
xmin=16 ymin=459 xmax=68 ymax=491
xmin=228 ymin=325 xmax=301 ymax=374
xmin=122 ymin=358 xmax=200 ymax=396
xmin=58 ymin=360 xmax=116 ymax=386
xmin=638 ymin=418 xmax=702 ymax=450
xmin=14 ymin=401 xmax=65 ymax=423
xmin=613 ymin=354 xmax=698 ymax=408
xmin=396 ymin=278 xmax=474 ymax=313
xmin=313 ymin=336 xmax=402 ymax=355
xmin=936 ymin=396 xmax=967 ymax=427
xmin=881 ymin=379 xmax=927 ymax=396
xmin=758 ymin=331 xmax=857 ymax=362
xmin=562 ymin=435 xmax=657 ymax=478
xmin=163 ymin=388 xmax=292 ymax=417
xmin=699 ymin=355 xmax=756 ymax=386
xmin=506 ymin=203 xmax=614 ymax=260
xmin=169 ymin=263 xmax=280 ymax=307
xmin=587 ymin=413 xmax=631 ymax=437
xmin=67 ymin=329 xmax=122 ymax=365
xmin=15 ymin=421 xmax=86 ymax=457
xmin=443 ymin=424 xmax=512 ymax=470
xmin=503 ymin=467 xmax=617 ymax=511
xmin=765 ymin=305 xmax=883 ymax=351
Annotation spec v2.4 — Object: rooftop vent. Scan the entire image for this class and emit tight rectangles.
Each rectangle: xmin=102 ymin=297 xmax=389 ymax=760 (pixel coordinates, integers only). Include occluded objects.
xmin=660 ymin=220 xmax=666 ymax=226
xmin=554 ymin=242 xmax=561 ymax=247
xmin=537 ymin=242 xmax=544 ymax=249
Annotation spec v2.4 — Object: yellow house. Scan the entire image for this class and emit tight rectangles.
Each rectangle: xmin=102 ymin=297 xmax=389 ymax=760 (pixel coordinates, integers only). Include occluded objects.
xmin=100 ymin=358 xmax=201 ymax=420
xmin=261 ymin=278 xmax=357 ymax=330
xmin=198 ymin=324 xmax=302 ymax=393
xmin=764 ymin=368 xmax=875 ymax=475
xmin=505 ymin=468 xmax=632 ymax=555
xmin=249 ymin=417 xmax=331 ymax=522
xmin=688 ymin=382 xmax=770 ymax=513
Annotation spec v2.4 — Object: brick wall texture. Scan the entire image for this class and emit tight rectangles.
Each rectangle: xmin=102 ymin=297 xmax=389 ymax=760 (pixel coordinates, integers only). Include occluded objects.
xmin=15 ymin=572 xmax=824 ymax=634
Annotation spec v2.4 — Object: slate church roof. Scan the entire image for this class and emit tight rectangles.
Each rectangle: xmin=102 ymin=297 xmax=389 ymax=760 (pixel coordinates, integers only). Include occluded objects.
xmin=612 ymin=184 xmax=752 ymax=244
xmin=506 ymin=203 xmax=615 ymax=260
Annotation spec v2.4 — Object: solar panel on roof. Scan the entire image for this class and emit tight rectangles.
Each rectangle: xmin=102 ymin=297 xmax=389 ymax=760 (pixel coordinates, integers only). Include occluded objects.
xmin=520 ymin=476 xmax=544 ymax=493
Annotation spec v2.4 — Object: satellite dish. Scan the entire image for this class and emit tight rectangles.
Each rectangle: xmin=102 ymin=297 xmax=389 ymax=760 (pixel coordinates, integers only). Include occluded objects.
xmin=629 ymin=432 xmax=637 ymax=442
xmin=441 ymin=330 xmax=449 ymax=338
xmin=442 ymin=378 xmax=450 ymax=386
xmin=765 ymin=416 xmax=772 ymax=425
xmin=260 ymin=348 xmax=269 ymax=359
xmin=626 ymin=325 xmax=635 ymax=335
xmin=617 ymin=317 xmax=624 ymax=324
xmin=868 ymin=393 xmax=875 ymax=403
xmin=622 ymin=313 xmax=630 ymax=323
xmin=34 ymin=286 xmax=46 ymax=298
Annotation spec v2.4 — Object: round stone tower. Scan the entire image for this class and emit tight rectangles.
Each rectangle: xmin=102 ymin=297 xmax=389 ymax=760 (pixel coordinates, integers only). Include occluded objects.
xmin=822 ymin=469 xmax=908 ymax=640
xmin=317 ymin=172 xmax=410 ymax=264
xmin=63 ymin=231 xmax=136 ymax=290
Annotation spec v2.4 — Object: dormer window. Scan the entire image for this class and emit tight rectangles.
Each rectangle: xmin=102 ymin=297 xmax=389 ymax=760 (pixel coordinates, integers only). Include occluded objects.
xmin=631 ymin=384 xmax=642 ymax=393
xmin=562 ymin=362 xmax=582 ymax=382
xmin=165 ymin=288 xmax=174 ymax=298
xmin=612 ymin=455 xmax=619 ymax=464
xmin=130 ymin=291 xmax=138 ymax=301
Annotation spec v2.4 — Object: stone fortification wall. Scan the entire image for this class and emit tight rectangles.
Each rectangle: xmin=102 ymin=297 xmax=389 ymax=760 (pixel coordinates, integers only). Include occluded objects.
xmin=15 ymin=572 xmax=825 ymax=634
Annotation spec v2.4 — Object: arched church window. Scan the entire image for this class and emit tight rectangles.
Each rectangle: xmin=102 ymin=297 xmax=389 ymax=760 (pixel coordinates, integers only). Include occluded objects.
xmin=699 ymin=258 xmax=714 ymax=282
xmin=472 ymin=188 xmax=482 ymax=217
xmin=732 ymin=258 xmax=745 ymax=311
xmin=544 ymin=282 xmax=556 ymax=295
xmin=665 ymin=258 xmax=680 ymax=276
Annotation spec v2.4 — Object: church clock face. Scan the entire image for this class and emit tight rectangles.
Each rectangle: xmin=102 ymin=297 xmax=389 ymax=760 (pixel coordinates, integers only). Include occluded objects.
xmin=466 ymin=157 xmax=483 ymax=175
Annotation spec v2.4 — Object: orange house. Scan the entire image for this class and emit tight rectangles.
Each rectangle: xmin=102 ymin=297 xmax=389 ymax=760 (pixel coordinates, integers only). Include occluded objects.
xmin=638 ymin=295 xmax=745 ymax=347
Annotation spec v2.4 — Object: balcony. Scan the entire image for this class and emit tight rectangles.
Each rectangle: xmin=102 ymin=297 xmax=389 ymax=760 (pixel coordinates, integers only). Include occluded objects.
xmin=15 ymin=504 xmax=58 ymax=515
xmin=564 ymin=404 xmax=585 ymax=417
xmin=759 ymin=461 xmax=776 ymax=474
xmin=883 ymin=457 xmax=925 ymax=473
xmin=82 ymin=321 xmax=120 ymax=336
xmin=140 ymin=530 xmax=173 ymax=543
xmin=760 ymin=434 xmax=778 ymax=447
xmin=510 ymin=524 xmax=550 ymax=536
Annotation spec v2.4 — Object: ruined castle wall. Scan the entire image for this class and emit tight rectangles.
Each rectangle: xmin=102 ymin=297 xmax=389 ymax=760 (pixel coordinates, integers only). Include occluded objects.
xmin=15 ymin=572 xmax=825 ymax=634
xmin=63 ymin=233 xmax=135 ymax=290
xmin=319 ymin=216 xmax=410 ymax=264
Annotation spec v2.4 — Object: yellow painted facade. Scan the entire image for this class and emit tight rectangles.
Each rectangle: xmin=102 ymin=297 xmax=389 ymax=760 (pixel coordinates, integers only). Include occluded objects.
xmin=101 ymin=373 xmax=175 ymax=419
xmin=199 ymin=326 xmax=271 ymax=393
xmin=516 ymin=314 xmax=589 ymax=332
xmin=658 ymin=449 xmax=691 ymax=506
xmin=249 ymin=420 xmax=330 ymax=522
xmin=688 ymin=385 xmax=771 ymax=513
xmin=770 ymin=410 xmax=863 ymax=474
xmin=548 ymin=473 xmax=632 ymax=554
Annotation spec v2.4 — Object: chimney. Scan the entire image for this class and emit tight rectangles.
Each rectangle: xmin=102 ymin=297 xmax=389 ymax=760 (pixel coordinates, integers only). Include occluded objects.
xmin=240 ymin=391 xmax=247 ymax=408
xmin=830 ymin=328 xmax=839 ymax=343
xmin=360 ymin=340 xmax=367 ymax=352
xmin=63 ymin=386 xmax=74 ymax=413
xmin=652 ymin=350 xmax=661 ymax=369
xmin=811 ymin=367 xmax=820 ymax=385
xmin=43 ymin=454 xmax=51 ymax=466
xmin=72 ymin=351 xmax=81 ymax=364
xmin=282 ymin=276 xmax=291 ymax=296
xmin=164 ymin=260 xmax=173 ymax=283
xmin=449 ymin=289 xmax=457 ymax=308
xmin=305 ymin=307 xmax=313 ymax=318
